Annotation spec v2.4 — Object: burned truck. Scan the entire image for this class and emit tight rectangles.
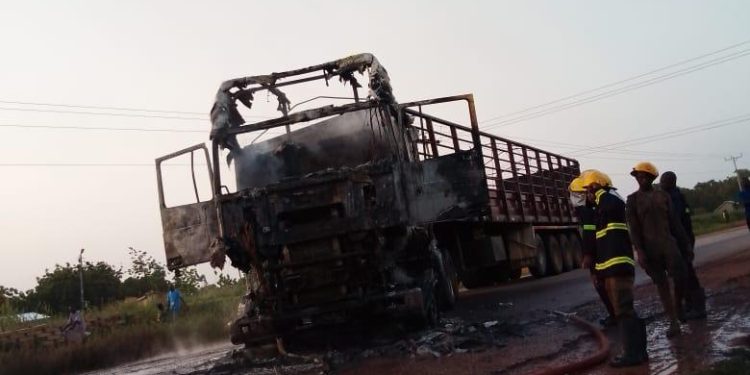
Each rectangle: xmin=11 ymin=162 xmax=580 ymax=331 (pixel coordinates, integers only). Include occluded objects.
xmin=155 ymin=54 xmax=581 ymax=347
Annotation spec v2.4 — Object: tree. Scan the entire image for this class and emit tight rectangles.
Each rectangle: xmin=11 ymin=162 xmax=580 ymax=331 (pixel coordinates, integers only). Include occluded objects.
xmin=215 ymin=271 xmax=241 ymax=288
xmin=681 ymin=169 xmax=750 ymax=214
xmin=0 ymin=286 xmax=22 ymax=308
xmin=121 ymin=247 xmax=169 ymax=297
xmin=23 ymin=262 xmax=122 ymax=314
xmin=174 ymin=267 xmax=205 ymax=295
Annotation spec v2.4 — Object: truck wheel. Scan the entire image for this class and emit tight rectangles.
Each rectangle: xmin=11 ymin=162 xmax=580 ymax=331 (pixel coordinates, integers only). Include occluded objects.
xmin=545 ymin=235 xmax=564 ymax=275
xmin=559 ymin=234 xmax=574 ymax=271
xmin=437 ymin=250 xmax=458 ymax=310
xmin=529 ymin=234 xmax=548 ymax=278
xmin=419 ymin=273 xmax=440 ymax=328
xmin=567 ymin=233 xmax=583 ymax=269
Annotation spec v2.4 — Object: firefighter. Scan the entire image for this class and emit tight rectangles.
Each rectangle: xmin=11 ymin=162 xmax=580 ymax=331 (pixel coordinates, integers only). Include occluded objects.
xmin=569 ymin=171 xmax=615 ymax=327
xmin=626 ymin=162 xmax=691 ymax=338
xmin=660 ymin=171 xmax=706 ymax=320
xmin=582 ymin=170 xmax=648 ymax=367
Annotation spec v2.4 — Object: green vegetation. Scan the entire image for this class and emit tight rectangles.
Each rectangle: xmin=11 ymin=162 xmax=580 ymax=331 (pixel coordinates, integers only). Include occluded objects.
xmin=681 ymin=169 xmax=748 ymax=214
xmin=692 ymin=210 xmax=747 ymax=236
xmin=0 ymin=282 xmax=245 ymax=375
xmin=0 ymin=247 xmax=245 ymax=375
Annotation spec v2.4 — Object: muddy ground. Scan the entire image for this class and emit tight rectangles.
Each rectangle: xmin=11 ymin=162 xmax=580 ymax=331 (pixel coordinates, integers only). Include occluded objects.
xmin=92 ymin=228 xmax=750 ymax=375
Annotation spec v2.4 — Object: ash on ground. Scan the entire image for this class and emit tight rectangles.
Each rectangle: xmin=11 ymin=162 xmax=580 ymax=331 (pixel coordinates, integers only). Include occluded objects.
xmin=190 ymin=317 xmax=525 ymax=375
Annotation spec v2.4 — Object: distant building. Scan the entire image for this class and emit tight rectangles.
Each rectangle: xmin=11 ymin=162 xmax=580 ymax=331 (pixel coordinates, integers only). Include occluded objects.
xmin=16 ymin=312 xmax=49 ymax=322
xmin=714 ymin=201 xmax=741 ymax=215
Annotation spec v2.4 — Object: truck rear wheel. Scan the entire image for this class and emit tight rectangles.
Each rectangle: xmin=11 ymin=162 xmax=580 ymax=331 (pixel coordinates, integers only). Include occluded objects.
xmin=559 ymin=234 xmax=575 ymax=271
xmin=437 ymin=250 xmax=459 ymax=310
xmin=545 ymin=235 xmax=564 ymax=275
xmin=567 ymin=233 xmax=583 ymax=269
xmin=529 ymin=234 xmax=548 ymax=278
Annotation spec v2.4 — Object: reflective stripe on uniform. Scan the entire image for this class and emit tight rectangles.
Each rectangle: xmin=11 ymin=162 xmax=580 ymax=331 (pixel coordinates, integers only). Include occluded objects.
xmin=583 ymin=224 xmax=596 ymax=231
xmin=595 ymin=222 xmax=628 ymax=238
xmin=594 ymin=256 xmax=635 ymax=271
xmin=595 ymin=189 xmax=606 ymax=205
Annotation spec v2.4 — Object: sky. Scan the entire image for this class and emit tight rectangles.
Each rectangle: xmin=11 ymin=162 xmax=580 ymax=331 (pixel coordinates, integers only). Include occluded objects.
xmin=0 ymin=1 xmax=748 ymax=290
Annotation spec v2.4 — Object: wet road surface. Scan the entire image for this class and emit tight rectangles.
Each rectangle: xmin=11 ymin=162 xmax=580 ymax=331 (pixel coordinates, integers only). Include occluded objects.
xmin=92 ymin=227 xmax=750 ymax=375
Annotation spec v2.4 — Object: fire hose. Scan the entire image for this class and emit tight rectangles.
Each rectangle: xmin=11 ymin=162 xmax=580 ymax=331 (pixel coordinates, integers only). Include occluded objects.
xmin=526 ymin=311 xmax=611 ymax=375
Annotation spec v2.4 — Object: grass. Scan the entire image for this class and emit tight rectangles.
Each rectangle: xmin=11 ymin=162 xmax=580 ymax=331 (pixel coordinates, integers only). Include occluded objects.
xmin=692 ymin=210 xmax=747 ymax=236
xmin=0 ymin=283 xmax=245 ymax=375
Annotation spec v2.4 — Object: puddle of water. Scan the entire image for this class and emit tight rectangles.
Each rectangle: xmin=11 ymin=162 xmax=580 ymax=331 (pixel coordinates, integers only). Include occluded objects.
xmin=644 ymin=300 xmax=750 ymax=375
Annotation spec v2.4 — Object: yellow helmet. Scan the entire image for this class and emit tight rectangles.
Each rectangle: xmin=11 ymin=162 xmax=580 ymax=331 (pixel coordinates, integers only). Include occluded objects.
xmin=581 ymin=169 xmax=612 ymax=188
xmin=631 ymin=161 xmax=658 ymax=177
xmin=568 ymin=176 xmax=586 ymax=193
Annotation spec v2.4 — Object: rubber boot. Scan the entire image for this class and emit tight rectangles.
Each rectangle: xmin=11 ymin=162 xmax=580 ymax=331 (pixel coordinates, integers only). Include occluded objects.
xmin=673 ymin=281 xmax=687 ymax=323
xmin=656 ymin=283 xmax=681 ymax=338
xmin=610 ymin=317 xmax=648 ymax=367
xmin=685 ymin=287 xmax=707 ymax=320
xmin=634 ymin=317 xmax=649 ymax=362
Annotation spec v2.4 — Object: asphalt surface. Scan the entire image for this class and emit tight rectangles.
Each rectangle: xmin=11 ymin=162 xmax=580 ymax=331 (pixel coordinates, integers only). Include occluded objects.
xmin=456 ymin=226 xmax=750 ymax=321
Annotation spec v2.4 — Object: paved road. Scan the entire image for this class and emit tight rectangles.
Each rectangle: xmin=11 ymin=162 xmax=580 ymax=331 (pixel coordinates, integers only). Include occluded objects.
xmin=456 ymin=226 xmax=750 ymax=320
xmin=94 ymin=227 xmax=750 ymax=374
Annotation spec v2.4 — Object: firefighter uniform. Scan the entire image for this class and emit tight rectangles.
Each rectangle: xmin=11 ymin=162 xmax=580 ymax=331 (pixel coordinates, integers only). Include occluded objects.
xmin=570 ymin=174 xmax=614 ymax=325
xmin=583 ymin=172 xmax=647 ymax=367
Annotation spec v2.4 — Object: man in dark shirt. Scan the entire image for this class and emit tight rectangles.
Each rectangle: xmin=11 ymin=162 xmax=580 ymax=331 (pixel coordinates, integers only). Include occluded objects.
xmin=626 ymin=162 xmax=690 ymax=338
xmin=660 ymin=171 xmax=706 ymax=319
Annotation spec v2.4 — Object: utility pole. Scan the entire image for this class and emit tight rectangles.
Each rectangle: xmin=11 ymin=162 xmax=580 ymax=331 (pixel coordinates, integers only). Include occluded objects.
xmin=725 ymin=154 xmax=744 ymax=191
xmin=78 ymin=248 xmax=85 ymax=315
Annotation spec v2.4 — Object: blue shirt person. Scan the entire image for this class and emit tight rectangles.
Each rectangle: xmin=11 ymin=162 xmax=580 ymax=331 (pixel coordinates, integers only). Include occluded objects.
xmin=740 ymin=178 xmax=750 ymax=232
xmin=166 ymin=286 xmax=185 ymax=320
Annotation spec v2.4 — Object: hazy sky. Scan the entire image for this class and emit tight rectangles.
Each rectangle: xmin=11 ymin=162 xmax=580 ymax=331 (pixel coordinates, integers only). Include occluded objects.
xmin=1 ymin=1 xmax=748 ymax=290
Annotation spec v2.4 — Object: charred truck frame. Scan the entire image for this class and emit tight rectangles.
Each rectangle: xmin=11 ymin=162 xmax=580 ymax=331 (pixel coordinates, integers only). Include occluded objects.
xmin=155 ymin=54 xmax=582 ymax=347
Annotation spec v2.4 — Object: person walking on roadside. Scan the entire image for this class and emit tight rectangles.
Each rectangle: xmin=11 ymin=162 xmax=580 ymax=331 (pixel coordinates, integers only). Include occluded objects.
xmin=626 ymin=162 xmax=691 ymax=338
xmin=740 ymin=178 xmax=750 ymax=233
xmin=569 ymin=171 xmax=616 ymax=328
xmin=660 ymin=171 xmax=706 ymax=320
xmin=582 ymin=170 xmax=648 ymax=367
xmin=167 ymin=285 xmax=186 ymax=321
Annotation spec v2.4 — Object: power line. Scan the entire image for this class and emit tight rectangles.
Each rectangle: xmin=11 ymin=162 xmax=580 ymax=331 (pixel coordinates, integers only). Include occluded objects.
xmin=0 ymin=99 xmax=208 ymax=116
xmin=481 ymin=49 xmax=750 ymax=130
xmin=0 ymin=123 xmax=204 ymax=133
xmin=0 ymin=163 xmax=206 ymax=167
xmin=0 ymin=106 xmax=208 ymax=121
xmin=509 ymin=136 xmax=722 ymax=158
xmin=0 ymin=106 xmax=272 ymax=121
xmin=571 ymin=114 xmax=750 ymax=156
xmin=479 ymin=38 xmax=750 ymax=124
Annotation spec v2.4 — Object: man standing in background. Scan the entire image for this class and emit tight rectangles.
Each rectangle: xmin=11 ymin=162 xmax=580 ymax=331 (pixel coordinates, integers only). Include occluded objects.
xmin=660 ymin=171 xmax=706 ymax=320
xmin=741 ymin=178 xmax=750 ymax=233
xmin=626 ymin=162 xmax=690 ymax=338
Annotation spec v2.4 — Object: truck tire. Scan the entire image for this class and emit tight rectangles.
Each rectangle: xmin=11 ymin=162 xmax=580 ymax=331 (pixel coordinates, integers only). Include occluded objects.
xmin=545 ymin=234 xmax=564 ymax=275
xmin=567 ymin=233 xmax=583 ymax=269
xmin=559 ymin=234 xmax=574 ymax=271
xmin=419 ymin=273 xmax=440 ymax=328
xmin=529 ymin=234 xmax=548 ymax=278
xmin=436 ymin=250 xmax=459 ymax=310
